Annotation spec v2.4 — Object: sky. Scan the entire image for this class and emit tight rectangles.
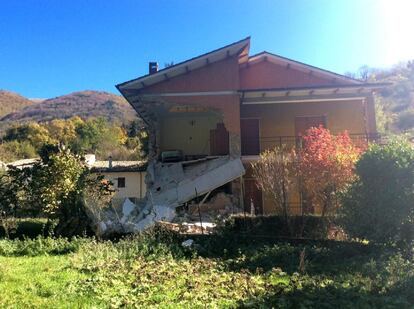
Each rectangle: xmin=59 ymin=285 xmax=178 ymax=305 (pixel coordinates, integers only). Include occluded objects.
xmin=0 ymin=0 xmax=413 ymax=98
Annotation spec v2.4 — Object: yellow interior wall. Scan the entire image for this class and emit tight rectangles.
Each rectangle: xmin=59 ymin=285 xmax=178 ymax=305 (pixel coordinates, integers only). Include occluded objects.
xmin=159 ymin=110 xmax=222 ymax=156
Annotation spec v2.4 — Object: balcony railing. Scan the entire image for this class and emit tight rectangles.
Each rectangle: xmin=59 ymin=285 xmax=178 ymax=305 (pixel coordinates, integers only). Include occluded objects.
xmin=242 ymin=133 xmax=386 ymax=156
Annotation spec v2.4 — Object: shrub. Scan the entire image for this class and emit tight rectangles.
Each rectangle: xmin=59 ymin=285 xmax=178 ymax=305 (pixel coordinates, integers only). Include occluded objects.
xmin=395 ymin=109 xmax=414 ymax=131
xmin=0 ymin=146 xmax=114 ymax=237
xmin=0 ymin=218 xmax=54 ymax=239
xmin=0 ymin=236 xmax=88 ymax=256
xmin=298 ymin=126 xmax=363 ymax=217
xmin=340 ymin=137 xmax=414 ymax=245
xmin=252 ymin=146 xmax=298 ymax=220
xmin=218 ymin=215 xmax=330 ymax=239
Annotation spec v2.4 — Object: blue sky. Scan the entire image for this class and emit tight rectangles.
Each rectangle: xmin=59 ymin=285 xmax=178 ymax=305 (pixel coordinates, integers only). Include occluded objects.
xmin=0 ymin=0 xmax=413 ymax=98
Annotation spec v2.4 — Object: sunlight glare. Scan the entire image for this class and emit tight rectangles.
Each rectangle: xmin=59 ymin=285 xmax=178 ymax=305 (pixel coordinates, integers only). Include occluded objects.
xmin=378 ymin=0 xmax=414 ymax=66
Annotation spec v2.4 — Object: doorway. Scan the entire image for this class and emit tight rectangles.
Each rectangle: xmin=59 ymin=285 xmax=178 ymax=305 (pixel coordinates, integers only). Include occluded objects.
xmin=241 ymin=118 xmax=260 ymax=155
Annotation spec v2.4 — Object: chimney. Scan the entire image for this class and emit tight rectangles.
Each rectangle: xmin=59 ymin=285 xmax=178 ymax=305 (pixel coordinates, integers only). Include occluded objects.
xmin=108 ymin=156 xmax=113 ymax=168
xmin=149 ymin=62 xmax=158 ymax=74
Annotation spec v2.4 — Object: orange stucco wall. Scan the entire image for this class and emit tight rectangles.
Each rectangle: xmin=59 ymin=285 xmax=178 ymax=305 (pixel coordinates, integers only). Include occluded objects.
xmin=241 ymin=99 xmax=367 ymax=215
xmin=239 ymin=60 xmax=340 ymax=90
xmin=241 ymin=99 xmax=366 ymax=145
xmin=142 ymin=56 xmax=240 ymax=93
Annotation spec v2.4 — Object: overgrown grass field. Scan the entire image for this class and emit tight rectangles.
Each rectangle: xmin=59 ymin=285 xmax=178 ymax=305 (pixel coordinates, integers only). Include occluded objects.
xmin=1 ymin=227 xmax=413 ymax=308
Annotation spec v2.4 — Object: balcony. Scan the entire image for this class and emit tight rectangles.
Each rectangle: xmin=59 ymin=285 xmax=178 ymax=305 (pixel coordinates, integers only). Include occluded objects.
xmin=241 ymin=133 xmax=386 ymax=156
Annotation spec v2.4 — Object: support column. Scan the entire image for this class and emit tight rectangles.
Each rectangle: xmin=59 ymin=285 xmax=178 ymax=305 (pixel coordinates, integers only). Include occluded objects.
xmin=366 ymin=94 xmax=377 ymax=134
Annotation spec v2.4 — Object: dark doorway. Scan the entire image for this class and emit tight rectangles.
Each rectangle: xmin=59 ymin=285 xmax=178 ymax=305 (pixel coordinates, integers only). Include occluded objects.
xmin=210 ymin=123 xmax=229 ymax=155
xmin=243 ymin=178 xmax=263 ymax=215
xmin=241 ymin=118 xmax=260 ymax=155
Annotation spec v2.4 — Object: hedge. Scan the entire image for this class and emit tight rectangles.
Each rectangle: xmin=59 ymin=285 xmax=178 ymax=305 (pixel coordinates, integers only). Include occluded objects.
xmin=219 ymin=215 xmax=331 ymax=239
xmin=0 ymin=218 xmax=54 ymax=239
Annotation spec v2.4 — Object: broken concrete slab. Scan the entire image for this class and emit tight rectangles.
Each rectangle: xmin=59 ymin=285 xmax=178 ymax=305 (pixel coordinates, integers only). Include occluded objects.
xmin=95 ymin=157 xmax=245 ymax=236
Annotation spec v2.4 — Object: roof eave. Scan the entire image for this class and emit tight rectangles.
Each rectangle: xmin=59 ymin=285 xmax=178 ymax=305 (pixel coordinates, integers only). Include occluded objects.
xmin=116 ymin=37 xmax=251 ymax=93
xmin=245 ymin=51 xmax=364 ymax=84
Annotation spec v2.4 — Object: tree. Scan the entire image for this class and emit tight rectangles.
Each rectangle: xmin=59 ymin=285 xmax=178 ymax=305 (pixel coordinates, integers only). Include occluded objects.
xmin=0 ymin=145 xmax=114 ymax=236
xmin=0 ymin=140 xmax=37 ymax=162
xmin=0 ymin=117 xmax=148 ymax=162
xmin=71 ymin=117 xmax=107 ymax=152
xmin=298 ymin=126 xmax=363 ymax=217
xmin=33 ymin=145 xmax=113 ymax=236
xmin=340 ymin=137 xmax=414 ymax=245
xmin=0 ymin=168 xmax=21 ymax=237
xmin=47 ymin=118 xmax=78 ymax=145
xmin=3 ymin=122 xmax=52 ymax=150
xmin=252 ymin=146 xmax=298 ymax=225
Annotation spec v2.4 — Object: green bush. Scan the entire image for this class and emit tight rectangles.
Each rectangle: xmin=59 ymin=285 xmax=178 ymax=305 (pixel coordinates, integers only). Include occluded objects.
xmin=340 ymin=138 xmax=414 ymax=245
xmin=217 ymin=215 xmax=330 ymax=239
xmin=0 ymin=218 xmax=54 ymax=239
xmin=0 ymin=236 xmax=89 ymax=256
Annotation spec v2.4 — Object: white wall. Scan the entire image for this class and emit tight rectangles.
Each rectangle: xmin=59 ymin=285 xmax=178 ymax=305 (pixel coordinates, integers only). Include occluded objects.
xmin=99 ymin=171 xmax=147 ymax=206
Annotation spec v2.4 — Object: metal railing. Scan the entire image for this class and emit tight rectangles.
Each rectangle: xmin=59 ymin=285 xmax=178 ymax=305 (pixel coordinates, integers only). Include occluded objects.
xmin=242 ymin=133 xmax=386 ymax=156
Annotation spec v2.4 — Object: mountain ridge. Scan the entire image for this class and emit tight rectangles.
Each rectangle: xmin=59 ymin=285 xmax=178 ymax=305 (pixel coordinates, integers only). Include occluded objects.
xmin=0 ymin=90 xmax=137 ymax=130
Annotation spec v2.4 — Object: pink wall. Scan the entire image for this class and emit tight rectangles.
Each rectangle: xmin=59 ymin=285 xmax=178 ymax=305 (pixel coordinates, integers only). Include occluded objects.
xmin=239 ymin=60 xmax=340 ymax=90
xmin=141 ymin=56 xmax=241 ymax=136
xmin=142 ymin=56 xmax=240 ymax=93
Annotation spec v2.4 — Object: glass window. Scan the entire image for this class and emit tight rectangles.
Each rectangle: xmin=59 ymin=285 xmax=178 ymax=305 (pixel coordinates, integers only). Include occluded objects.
xmin=117 ymin=177 xmax=126 ymax=188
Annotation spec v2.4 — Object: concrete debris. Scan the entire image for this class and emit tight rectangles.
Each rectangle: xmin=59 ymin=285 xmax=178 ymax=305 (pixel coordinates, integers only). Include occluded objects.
xmin=172 ymin=192 xmax=243 ymax=224
xmin=120 ymin=198 xmax=135 ymax=224
xmin=95 ymin=157 xmax=245 ymax=236
xmin=189 ymin=192 xmax=236 ymax=216
xmin=181 ymin=239 xmax=194 ymax=247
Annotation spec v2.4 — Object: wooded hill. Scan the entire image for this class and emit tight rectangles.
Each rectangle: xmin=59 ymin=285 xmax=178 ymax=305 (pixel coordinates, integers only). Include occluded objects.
xmin=0 ymin=90 xmax=35 ymax=118
xmin=0 ymin=90 xmax=137 ymax=131
xmin=354 ymin=61 xmax=414 ymax=134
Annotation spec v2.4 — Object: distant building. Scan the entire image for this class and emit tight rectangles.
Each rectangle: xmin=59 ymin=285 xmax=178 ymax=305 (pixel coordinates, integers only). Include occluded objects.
xmin=87 ymin=155 xmax=147 ymax=207
xmin=5 ymin=154 xmax=148 ymax=208
xmin=5 ymin=158 xmax=40 ymax=169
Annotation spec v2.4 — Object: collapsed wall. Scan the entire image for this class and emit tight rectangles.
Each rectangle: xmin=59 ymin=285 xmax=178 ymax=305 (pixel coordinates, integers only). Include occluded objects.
xmin=97 ymin=156 xmax=244 ymax=235
xmin=102 ymin=56 xmax=244 ymax=235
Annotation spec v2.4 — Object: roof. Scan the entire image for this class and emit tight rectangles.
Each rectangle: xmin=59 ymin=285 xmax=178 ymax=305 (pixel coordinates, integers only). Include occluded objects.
xmin=6 ymin=158 xmax=40 ymax=169
xmin=241 ymin=82 xmax=391 ymax=105
xmin=116 ymin=37 xmax=389 ymax=101
xmin=4 ymin=158 xmax=147 ymax=173
xmin=90 ymin=161 xmax=147 ymax=173
xmin=245 ymin=51 xmax=362 ymax=84
xmin=116 ymin=37 xmax=251 ymax=93
xmin=240 ymin=82 xmax=391 ymax=93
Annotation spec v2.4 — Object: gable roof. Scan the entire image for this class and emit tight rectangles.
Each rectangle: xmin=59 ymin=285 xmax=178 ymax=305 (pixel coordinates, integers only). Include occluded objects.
xmin=244 ymin=51 xmax=362 ymax=85
xmin=116 ymin=37 xmax=251 ymax=93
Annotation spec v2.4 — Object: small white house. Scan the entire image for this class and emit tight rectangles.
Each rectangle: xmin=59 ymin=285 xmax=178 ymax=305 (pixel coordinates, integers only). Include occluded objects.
xmin=87 ymin=155 xmax=147 ymax=207
xmin=5 ymin=154 xmax=148 ymax=208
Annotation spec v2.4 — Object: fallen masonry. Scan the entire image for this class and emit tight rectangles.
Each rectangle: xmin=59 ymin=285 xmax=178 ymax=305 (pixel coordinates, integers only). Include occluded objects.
xmin=96 ymin=156 xmax=245 ymax=236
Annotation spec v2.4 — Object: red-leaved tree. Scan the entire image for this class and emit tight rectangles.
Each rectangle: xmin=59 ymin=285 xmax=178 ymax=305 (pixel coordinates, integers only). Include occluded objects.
xmin=298 ymin=126 xmax=364 ymax=217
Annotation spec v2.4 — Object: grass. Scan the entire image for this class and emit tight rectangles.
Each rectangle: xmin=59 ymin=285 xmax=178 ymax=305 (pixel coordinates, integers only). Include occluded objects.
xmin=0 ymin=228 xmax=413 ymax=308
xmin=0 ymin=256 xmax=97 ymax=308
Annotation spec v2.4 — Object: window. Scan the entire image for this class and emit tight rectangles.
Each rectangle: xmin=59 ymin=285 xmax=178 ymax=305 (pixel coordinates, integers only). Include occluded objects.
xmin=117 ymin=177 xmax=126 ymax=188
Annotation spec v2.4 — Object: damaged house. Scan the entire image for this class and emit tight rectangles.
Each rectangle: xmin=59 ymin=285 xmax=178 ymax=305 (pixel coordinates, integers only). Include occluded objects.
xmin=106 ymin=37 xmax=386 ymax=234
